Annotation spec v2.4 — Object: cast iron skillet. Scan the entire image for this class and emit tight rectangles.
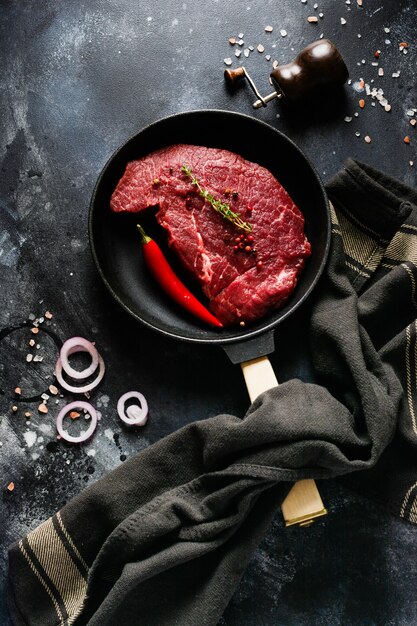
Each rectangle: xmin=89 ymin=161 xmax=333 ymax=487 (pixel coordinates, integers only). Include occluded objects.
xmin=89 ymin=110 xmax=330 ymax=364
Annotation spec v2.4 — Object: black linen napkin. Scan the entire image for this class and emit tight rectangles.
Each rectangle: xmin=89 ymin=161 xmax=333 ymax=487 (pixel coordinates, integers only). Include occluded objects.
xmin=7 ymin=159 xmax=417 ymax=626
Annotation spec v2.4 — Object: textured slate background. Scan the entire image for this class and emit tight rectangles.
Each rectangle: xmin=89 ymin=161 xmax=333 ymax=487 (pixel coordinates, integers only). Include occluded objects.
xmin=1 ymin=0 xmax=417 ymax=624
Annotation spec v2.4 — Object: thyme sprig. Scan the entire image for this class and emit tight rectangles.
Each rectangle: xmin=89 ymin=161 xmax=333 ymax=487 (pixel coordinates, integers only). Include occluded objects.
xmin=181 ymin=165 xmax=253 ymax=233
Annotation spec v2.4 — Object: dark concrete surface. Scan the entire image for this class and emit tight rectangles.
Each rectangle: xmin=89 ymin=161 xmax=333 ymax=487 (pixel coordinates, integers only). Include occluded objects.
xmin=1 ymin=0 xmax=417 ymax=624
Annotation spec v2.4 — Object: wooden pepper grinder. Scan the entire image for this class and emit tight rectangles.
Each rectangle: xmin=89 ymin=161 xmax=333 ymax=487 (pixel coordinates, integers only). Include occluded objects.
xmin=225 ymin=39 xmax=348 ymax=108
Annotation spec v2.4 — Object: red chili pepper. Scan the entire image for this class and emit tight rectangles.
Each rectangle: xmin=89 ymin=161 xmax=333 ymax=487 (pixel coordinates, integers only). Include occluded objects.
xmin=136 ymin=225 xmax=223 ymax=328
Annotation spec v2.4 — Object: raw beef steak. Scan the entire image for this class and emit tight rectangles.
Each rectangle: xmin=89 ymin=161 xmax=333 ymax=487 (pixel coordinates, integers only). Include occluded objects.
xmin=110 ymin=144 xmax=311 ymax=326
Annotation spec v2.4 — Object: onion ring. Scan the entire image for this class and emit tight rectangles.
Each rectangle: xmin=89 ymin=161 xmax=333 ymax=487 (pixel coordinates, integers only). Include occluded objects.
xmin=60 ymin=337 xmax=99 ymax=380
xmin=117 ymin=391 xmax=148 ymax=426
xmin=56 ymin=401 xmax=98 ymax=443
xmin=54 ymin=355 xmax=105 ymax=393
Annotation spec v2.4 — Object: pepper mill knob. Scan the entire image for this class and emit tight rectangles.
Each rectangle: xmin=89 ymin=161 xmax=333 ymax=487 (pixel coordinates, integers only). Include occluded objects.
xmin=270 ymin=39 xmax=348 ymax=102
xmin=224 ymin=67 xmax=247 ymax=87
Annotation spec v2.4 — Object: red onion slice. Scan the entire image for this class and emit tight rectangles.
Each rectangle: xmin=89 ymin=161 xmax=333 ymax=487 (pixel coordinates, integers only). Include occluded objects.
xmin=60 ymin=337 xmax=99 ymax=380
xmin=117 ymin=391 xmax=148 ymax=426
xmin=55 ymin=355 xmax=105 ymax=393
xmin=56 ymin=401 xmax=98 ymax=443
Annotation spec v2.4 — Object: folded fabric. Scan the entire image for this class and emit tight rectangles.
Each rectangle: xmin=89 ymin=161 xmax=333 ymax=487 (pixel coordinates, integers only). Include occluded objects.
xmin=8 ymin=159 xmax=417 ymax=626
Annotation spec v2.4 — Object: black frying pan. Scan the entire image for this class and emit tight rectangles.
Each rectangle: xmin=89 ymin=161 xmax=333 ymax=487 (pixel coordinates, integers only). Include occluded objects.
xmin=89 ymin=109 xmax=330 ymax=364
xmin=89 ymin=110 xmax=331 ymax=524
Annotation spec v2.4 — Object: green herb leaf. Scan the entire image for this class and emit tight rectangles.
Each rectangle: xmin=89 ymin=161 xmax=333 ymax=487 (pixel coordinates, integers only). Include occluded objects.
xmin=181 ymin=165 xmax=253 ymax=233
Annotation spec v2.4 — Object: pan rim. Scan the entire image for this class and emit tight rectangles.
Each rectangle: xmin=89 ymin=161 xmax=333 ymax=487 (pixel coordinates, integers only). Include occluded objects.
xmin=88 ymin=108 xmax=331 ymax=346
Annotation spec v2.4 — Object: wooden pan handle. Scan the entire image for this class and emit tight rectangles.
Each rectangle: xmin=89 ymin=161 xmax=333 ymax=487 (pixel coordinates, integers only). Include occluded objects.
xmin=241 ymin=356 xmax=327 ymax=527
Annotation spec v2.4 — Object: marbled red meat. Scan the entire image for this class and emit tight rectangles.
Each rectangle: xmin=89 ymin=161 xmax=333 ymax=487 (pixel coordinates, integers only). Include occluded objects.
xmin=110 ymin=144 xmax=311 ymax=326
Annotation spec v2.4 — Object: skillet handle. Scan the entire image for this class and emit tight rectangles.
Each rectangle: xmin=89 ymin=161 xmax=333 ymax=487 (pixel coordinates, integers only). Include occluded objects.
xmin=240 ymin=355 xmax=327 ymax=528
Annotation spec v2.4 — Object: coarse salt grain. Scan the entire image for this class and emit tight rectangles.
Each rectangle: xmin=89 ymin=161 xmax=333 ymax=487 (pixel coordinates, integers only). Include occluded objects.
xmin=257 ymin=44 xmax=265 ymax=53
xmin=378 ymin=68 xmax=384 ymax=76
xmin=228 ymin=37 xmax=236 ymax=45
xmin=364 ymin=135 xmax=371 ymax=143
xmin=224 ymin=58 xmax=232 ymax=66
xmin=344 ymin=116 xmax=353 ymax=122
xmin=308 ymin=16 xmax=318 ymax=23
xmin=341 ymin=17 xmax=347 ymax=25
xmin=38 ymin=403 xmax=48 ymax=414
xmin=410 ymin=119 xmax=417 ymax=126
xmin=265 ymin=25 xmax=273 ymax=32
xmin=385 ymin=104 xmax=391 ymax=112
xmin=280 ymin=29 xmax=287 ymax=37
xmin=26 ymin=354 xmax=33 ymax=363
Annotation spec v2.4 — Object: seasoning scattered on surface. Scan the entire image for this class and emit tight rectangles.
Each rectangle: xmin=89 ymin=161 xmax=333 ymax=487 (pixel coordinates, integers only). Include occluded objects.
xmin=38 ymin=403 xmax=48 ymax=414
xmin=12 ymin=405 xmax=18 ymax=413
xmin=14 ymin=387 xmax=21 ymax=396
xmin=265 ymin=25 xmax=273 ymax=33
xmin=49 ymin=384 xmax=59 ymax=395
xmin=341 ymin=18 xmax=347 ymax=25
xmin=224 ymin=58 xmax=232 ymax=66
xmin=7 ymin=482 xmax=15 ymax=493
xmin=307 ymin=16 xmax=319 ymax=23
xmin=257 ymin=44 xmax=265 ymax=53
xmin=359 ymin=99 xmax=365 ymax=108
xmin=228 ymin=37 xmax=236 ymax=45
xmin=69 ymin=411 xmax=80 ymax=420
xmin=31 ymin=327 xmax=39 ymax=334
xmin=45 ymin=310 xmax=53 ymax=319
xmin=404 ymin=136 xmax=411 ymax=144
xmin=364 ymin=135 xmax=372 ymax=143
